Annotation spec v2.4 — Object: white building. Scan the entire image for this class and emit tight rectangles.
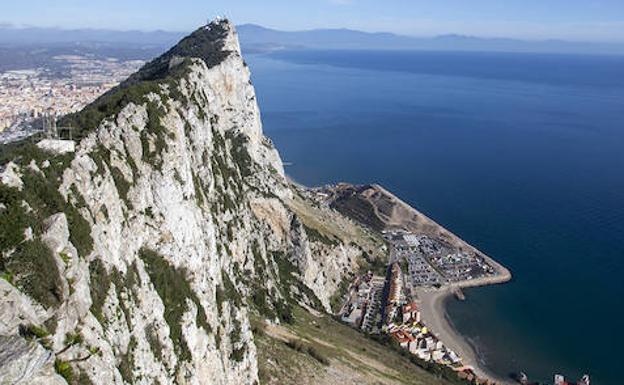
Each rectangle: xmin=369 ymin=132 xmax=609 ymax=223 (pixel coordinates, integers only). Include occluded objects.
xmin=403 ymin=234 xmax=421 ymax=247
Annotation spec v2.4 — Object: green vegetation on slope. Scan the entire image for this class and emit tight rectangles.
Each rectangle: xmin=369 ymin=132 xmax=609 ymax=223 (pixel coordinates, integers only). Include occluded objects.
xmin=58 ymin=80 xmax=163 ymax=140
xmin=4 ymin=239 xmax=64 ymax=309
xmin=139 ymin=247 xmax=211 ymax=363
xmin=255 ymin=306 xmax=471 ymax=385
xmin=0 ymin=145 xmax=93 ymax=256
xmin=57 ymin=20 xmax=231 ymax=141
xmin=55 ymin=359 xmax=74 ymax=383
xmin=329 ymin=187 xmax=388 ymax=232
xmin=242 ymin=243 xmax=325 ymax=325
xmin=88 ymin=259 xmax=115 ymax=325
xmin=0 ymin=145 xmax=96 ymax=309
xmin=287 ymin=186 xmax=388 ymax=263
xmin=123 ymin=20 xmax=231 ymax=85
xmin=88 ymin=259 xmax=142 ymax=329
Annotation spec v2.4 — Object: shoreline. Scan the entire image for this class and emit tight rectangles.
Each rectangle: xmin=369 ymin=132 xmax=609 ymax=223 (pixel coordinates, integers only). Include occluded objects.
xmin=318 ymin=183 xmax=515 ymax=384
xmin=372 ymin=183 xmax=515 ymax=383
xmin=416 ymin=286 xmax=515 ymax=385
xmin=373 ymin=183 xmax=515 ymax=383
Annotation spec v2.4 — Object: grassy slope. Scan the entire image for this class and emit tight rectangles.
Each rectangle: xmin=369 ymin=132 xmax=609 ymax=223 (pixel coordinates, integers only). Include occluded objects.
xmin=255 ymin=307 xmax=458 ymax=385
xmin=287 ymin=187 xmax=388 ymax=265
xmin=286 ymin=188 xmax=391 ymax=311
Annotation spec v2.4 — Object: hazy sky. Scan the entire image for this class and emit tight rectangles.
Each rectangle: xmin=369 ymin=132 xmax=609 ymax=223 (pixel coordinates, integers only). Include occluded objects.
xmin=3 ymin=0 xmax=624 ymax=42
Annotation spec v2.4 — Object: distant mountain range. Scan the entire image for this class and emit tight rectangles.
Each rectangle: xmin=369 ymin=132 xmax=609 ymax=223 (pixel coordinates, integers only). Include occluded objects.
xmin=0 ymin=26 xmax=185 ymax=47
xmin=1 ymin=23 xmax=623 ymax=55
xmin=236 ymin=24 xmax=624 ymax=55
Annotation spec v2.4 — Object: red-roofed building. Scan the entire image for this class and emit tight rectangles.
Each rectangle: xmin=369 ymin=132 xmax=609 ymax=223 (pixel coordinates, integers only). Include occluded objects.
xmin=402 ymin=301 xmax=421 ymax=323
xmin=391 ymin=330 xmax=416 ymax=348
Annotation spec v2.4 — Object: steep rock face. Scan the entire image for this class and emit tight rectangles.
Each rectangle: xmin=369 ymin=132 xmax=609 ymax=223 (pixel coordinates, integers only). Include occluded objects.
xmin=0 ymin=20 xmax=381 ymax=385
xmin=0 ymin=335 xmax=66 ymax=385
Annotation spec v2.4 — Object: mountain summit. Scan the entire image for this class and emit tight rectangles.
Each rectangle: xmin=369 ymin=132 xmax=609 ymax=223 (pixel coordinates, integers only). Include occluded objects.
xmin=123 ymin=19 xmax=235 ymax=84
xmin=0 ymin=19 xmax=386 ymax=385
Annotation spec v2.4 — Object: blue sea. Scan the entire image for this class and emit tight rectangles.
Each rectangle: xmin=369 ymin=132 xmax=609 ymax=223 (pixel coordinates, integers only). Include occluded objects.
xmin=245 ymin=49 xmax=624 ymax=385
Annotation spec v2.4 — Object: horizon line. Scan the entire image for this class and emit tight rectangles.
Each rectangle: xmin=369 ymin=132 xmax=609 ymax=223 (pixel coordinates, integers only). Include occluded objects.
xmin=1 ymin=22 xmax=623 ymax=45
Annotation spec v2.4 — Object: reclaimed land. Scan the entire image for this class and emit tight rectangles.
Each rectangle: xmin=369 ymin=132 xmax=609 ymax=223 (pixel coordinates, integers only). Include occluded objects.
xmin=325 ymin=183 xmax=513 ymax=384
xmin=328 ymin=183 xmax=511 ymax=286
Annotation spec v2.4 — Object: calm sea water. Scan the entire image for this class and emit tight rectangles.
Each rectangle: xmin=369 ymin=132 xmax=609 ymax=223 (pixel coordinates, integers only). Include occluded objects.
xmin=245 ymin=49 xmax=624 ymax=385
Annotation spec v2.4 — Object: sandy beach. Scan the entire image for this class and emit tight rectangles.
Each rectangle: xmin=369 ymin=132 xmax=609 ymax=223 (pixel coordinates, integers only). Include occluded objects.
xmin=325 ymin=183 xmax=515 ymax=384
xmin=370 ymin=183 xmax=515 ymax=383
xmin=416 ymin=287 xmax=515 ymax=385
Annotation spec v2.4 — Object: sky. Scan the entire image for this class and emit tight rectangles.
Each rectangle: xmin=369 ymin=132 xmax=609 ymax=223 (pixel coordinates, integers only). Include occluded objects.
xmin=2 ymin=0 xmax=624 ymax=42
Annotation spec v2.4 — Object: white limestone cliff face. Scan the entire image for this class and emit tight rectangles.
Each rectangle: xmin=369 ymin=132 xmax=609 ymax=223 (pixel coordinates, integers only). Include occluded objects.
xmin=0 ymin=335 xmax=66 ymax=385
xmin=0 ymin=20 xmax=372 ymax=385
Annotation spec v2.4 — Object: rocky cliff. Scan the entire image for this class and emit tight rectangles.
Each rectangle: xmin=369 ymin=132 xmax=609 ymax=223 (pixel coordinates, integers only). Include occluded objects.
xmin=0 ymin=19 xmax=385 ymax=385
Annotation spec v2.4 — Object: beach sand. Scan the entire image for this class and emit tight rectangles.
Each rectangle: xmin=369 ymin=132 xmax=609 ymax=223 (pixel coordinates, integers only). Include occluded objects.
xmin=324 ymin=183 xmax=515 ymax=384
xmin=369 ymin=183 xmax=514 ymax=383
xmin=416 ymin=287 xmax=515 ymax=385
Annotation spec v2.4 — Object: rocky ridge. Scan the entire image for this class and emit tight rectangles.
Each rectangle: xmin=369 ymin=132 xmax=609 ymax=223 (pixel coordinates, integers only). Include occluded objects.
xmin=0 ymin=19 xmax=384 ymax=385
